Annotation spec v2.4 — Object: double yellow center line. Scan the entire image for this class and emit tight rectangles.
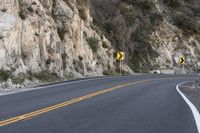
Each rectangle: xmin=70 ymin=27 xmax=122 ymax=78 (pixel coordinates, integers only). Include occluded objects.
xmin=0 ymin=80 xmax=149 ymax=127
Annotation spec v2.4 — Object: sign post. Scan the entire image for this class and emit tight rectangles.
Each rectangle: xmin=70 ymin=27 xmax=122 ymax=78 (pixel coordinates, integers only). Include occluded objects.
xmin=179 ymin=56 xmax=186 ymax=74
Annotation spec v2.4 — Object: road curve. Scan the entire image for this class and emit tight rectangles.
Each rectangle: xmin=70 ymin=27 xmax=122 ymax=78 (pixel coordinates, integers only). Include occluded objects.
xmin=0 ymin=74 xmax=199 ymax=133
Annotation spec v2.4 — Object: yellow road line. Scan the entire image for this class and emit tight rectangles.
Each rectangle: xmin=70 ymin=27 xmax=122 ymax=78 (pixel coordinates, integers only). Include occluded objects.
xmin=0 ymin=80 xmax=148 ymax=127
xmin=0 ymin=77 xmax=196 ymax=127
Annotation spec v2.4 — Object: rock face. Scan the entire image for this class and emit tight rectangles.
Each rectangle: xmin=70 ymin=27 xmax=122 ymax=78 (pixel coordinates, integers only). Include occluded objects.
xmin=0 ymin=0 xmax=122 ymax=81
xmin=0 ymin=0 xmax=199 ymax=83
xmin=90 ymin=0 xmax=200 ymax=72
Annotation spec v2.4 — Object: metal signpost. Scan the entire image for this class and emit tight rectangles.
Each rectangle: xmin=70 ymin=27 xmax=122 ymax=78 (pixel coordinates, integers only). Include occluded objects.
xmin=179 ymin=56 xmax=186 ymax=74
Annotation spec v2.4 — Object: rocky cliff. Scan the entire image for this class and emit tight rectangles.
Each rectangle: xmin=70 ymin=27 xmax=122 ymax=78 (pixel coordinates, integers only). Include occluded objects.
xmin=0 ymin=0 xmax=199 ymax=86
xmin=0 ymin=0 xmax=131 ymax=85
xmin=90 ymin=0 xmax=200 ymax=72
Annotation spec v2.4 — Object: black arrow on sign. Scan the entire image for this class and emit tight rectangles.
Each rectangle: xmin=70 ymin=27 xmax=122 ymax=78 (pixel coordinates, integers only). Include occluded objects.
xmin=119 ymin=52 xmax=123 ymax=60
xmin=180 ymin=57 xmax=185 ymax=64
xmin=180 ymin=58 xmax=184 ymax=63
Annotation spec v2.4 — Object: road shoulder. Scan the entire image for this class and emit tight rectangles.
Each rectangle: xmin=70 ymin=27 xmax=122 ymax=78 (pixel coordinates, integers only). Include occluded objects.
xmin=177 ymin=82 xmax=200 ymax=133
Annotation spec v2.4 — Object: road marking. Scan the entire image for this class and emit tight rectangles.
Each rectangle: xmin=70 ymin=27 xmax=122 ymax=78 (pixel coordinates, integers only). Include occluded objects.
xmin=176 ymin=83 xmax=200 ymax=133
xmin=0 ymin=77 xmax=197 ymax=127
xmin=0 ymin=80 xmax=148 ymax=127
xmin=0 ymin=75 xmax=142 ymax=96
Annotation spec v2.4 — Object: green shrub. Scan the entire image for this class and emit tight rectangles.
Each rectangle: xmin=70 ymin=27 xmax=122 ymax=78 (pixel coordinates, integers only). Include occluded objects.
xmin=137 ymin=1 xmax=155 ymax=12
xmin=103 ymin=22 xmax=115 ymax=34
xmin=192 ymin=8 xmax=200 ymax=17
xmin=125 ymin=15 xmax=136 ymax=27
xmin=173 ymin=15 xmax=200 ymax=34
xmin=163 ymin=0 xmax=180 ymax=8
xmin=61 ymin=53 xmax=67 ymax=60
xmin=119 ymin=0 xmax=155 ymax=27
xmin=150 ymin=13 xmax=163 ymax=26
xmin=87 ymin=37 xmax=99 ymax=53
xmin=0 ymin=69 xmax=11 ymax=81
xmin=11 ymin=74 xmax=31 ymax=84
xmin=32 ymin=71 xmax=58 ymax=82
xmin=103 ymin=70 xmax=118 ymax=75
xmin=130 ymin=51 xmax=141 ymax=72
xmin=62 ymin=53 xmax=68 ymax=69
xmin=121 ymin=0 xmax=155 ymax=12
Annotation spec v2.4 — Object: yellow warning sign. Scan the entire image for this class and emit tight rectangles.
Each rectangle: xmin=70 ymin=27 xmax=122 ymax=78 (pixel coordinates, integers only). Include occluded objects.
xmin=179 ymin=57 xmax=186 ymax=65
xmin=116 ymin=52 xmax=125 ymax=61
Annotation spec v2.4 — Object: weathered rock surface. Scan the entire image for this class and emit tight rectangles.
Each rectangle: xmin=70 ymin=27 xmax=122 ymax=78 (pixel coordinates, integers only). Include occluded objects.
xmin=0 ymin=0 xmax=199 ymax=88
xmin=90 ymin=0 xmax=200 ymax=72
xmin=0 ymin=0 xmax=125 ymax=83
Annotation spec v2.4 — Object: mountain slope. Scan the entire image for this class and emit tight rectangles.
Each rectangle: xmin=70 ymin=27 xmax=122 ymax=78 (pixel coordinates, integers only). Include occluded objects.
xmin=89 ymin=0 xmax=200 ymax=72
xmin=0 ymin=0 xmax=199 ymax=86
xmin=0 ymin=0 xmax=132 ymax=85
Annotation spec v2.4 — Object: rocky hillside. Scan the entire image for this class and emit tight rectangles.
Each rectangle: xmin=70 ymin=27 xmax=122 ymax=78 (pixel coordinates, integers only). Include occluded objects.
xmin=0 ymin=0 xmax=132 ymax=86
xmin=90 ymin=0 xmax=200 ymax=72
xmin=0 ymin=0 xmax=199 ymax=86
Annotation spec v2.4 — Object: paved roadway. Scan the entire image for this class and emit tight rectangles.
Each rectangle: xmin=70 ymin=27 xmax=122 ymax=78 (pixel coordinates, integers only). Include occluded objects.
xmin=0 ymin=74 xmax=199 ymax=133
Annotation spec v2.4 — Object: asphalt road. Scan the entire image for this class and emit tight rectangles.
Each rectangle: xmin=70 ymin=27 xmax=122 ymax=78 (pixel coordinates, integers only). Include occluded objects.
xmin=0 ymin=74 xmax=199 ymax=133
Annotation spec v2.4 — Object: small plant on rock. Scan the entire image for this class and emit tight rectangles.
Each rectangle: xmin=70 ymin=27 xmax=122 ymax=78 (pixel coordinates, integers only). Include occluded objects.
xmin=87 ymin=37 xmax=99 ymax=53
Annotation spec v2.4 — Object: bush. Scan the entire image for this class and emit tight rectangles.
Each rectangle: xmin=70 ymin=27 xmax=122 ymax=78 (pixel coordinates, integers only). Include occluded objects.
xmin=137 ymin=1 xmax=155 ymax=12
xmin=11 ymin=74 xmax=31 ymax=84
xmin=61 ymin=53 xmax=67 ymax=60
xmin=173 ymin=15 xmax=200 ymax=34
xmin=130 ymin=51 xmax=142 ymax=72
xmin=0 ymin=69 xmax=11 ymax=81
xmin=119 ymin=0 xmax=155 ymax=27
xmin=62 ymin=53 xmax=67 ymax=69
xmin=192 ymin=8 xmax=200 ymax=17
xmin=103 ymin=22 xmax=115 ymax=34
xmin=121 ymin=0 xmax=155 ymax=12
xmin=103 ymin=70 xmax=118 ymax=75
xmin=31 ymin=71 xmax=59 ymax=82
xmin=87 ymin=37 xmax=99 ymax=53
xmin=163 ymin=0 xmax=180 ymax=8
xmin=125 ymin=15 xmax=136 ymax=27
xmin=150 ymin=13 xmax=163 ymax=26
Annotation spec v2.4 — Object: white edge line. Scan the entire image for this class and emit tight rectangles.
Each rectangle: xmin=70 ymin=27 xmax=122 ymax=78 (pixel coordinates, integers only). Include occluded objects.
xmin=0 ymin=75 xmax=142 ymax=96
xmin=176 ymin=82 xmax=200 ymax=133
